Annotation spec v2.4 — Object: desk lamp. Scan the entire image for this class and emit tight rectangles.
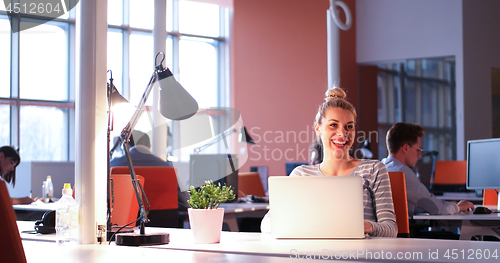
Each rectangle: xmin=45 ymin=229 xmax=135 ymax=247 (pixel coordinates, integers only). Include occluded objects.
xmin=106 ymin=70 xmax=130 ymax=242
xmin=191 ymin=126 xmax=254 ymax=195
xmin=113 ymin=52 xmax=198 ymax=246
xmin=193 ymin=126 xmax=255 ymax=154
xmin=351 ymin=139 xmax=373 ymax=159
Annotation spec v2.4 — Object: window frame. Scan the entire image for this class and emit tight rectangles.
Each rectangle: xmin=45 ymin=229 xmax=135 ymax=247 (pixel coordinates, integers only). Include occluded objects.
xmin=1 ymin=0 xmax=231 ymax=162
xmin=0 ymin=5 xmax=76 ymax=161
xmin=107 ymin=0 xmax=231 ymax=161
xmin=377 ymin=57 xmax=456 ymax=160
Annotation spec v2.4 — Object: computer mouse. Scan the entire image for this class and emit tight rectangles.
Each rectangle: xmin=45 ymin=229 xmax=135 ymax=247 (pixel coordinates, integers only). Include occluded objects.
xmin=473 ymin=206 xmax=492 ymax=214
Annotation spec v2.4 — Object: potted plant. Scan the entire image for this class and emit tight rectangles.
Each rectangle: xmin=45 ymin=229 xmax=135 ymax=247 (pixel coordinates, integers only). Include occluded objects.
xmin=187 ymin=180 xmax=235 ymax=244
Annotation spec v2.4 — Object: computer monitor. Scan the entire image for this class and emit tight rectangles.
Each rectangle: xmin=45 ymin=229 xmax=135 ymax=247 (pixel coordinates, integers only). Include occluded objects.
xmin=285 ymin=162 xmax=308 ymax=176
xmin=189 ymin=154 xmax=238 ymax=202
xmin=6 ymin=161 xmax=75 ymax=199
xmin=30 ymin=162 xmax=75 ymax=199
xmin=466 ymin=138 xmax=500 ymax=209
xmin=250 ymin=166 xmax=269 ymax=192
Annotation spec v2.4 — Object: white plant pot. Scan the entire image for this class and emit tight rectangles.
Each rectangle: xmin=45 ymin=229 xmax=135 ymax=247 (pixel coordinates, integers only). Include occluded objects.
xmin=188 ymin=208 xmax=225 ymax=244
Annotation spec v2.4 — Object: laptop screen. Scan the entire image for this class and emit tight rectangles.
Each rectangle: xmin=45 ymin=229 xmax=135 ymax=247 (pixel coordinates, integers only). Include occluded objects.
xmin=268 ymin=176 xmax=364 ymax=239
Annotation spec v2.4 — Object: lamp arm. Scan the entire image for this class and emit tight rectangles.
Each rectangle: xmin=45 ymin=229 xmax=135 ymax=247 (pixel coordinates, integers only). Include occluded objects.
xmin=121 ymin=72 xmax=158 ymax=142
xmin=111 ymin=52 xmax=178 ymax=245
xmin=117 ymin=70 xmax=159 ymax=234
xmin=193 ymin=128 xmax=237 ymax=154
xmin=106 ymin=74 xmax=113 ymax=236
xmin=122 ymin=140 xmax=150 ymax=234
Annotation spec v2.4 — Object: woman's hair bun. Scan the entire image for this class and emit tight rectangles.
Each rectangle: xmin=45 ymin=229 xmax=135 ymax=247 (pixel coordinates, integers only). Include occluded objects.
xmin=325 ymin=87 xmax=346 ymax=102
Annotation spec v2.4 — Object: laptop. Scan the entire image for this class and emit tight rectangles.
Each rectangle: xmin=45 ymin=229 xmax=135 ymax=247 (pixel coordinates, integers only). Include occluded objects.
xmin=268 ymin=176 xmax=365 ymax=239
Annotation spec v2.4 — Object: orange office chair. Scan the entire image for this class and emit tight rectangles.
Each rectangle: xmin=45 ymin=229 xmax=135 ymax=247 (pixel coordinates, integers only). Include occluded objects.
xmin=483 ymin=189 xmax=499 ymax=206
xmin=0 ymin=179 xmax=27 ymax=263
xmin=110 ymin=166 xmax=179 ymax=227
xmin=388 ymin=171 xmax=410 ymax=238
xmin=109 ymin=174 xmax=145 ymax=226
xmin=238 ymin=172 xmax=266 ymax=197
xmin=431 ymin=160 xmax=467 ymax=192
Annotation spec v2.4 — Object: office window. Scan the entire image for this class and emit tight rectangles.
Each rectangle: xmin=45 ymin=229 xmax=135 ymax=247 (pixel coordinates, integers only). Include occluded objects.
xmin=20 ymin=105 xmax=69 ymax=161
xmin=377 ymin=57 xmax=456 ymax=160
xmin=0 ymin=105 xmax=10 ymax=145
xmin=0 ymin=17 xmax=10 ymax=98
xmin=1 ymin=15 xmax=12 ymax=146
xmin=129 ymin=33 xmax=154 ymax=105
xmin=1 ymin=0 xmax=230 ymax=162
xmin=1 ymin=6 xmax=75 ymax=161
xmin=107 ymin=30 xmax=123 ymax=93
xmin=106 ymin=0 xmax=231 ymax=161
xmin=179 ymin=37 xmax=218 ymax=108
xmin=19 ymin=21 xmax=69 ymax=101
xmin=108 ymin=0 xmax=123 ymax=26
xmin=129 ymin=0 xmax=154 ymax=30
xmin=179 ymin=0 xmax=220 ymax=37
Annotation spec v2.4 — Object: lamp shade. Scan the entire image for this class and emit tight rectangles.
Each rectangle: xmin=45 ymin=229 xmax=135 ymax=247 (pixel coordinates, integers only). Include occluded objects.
xmin=110 ymin=86 xmax=129 ymax=107
xmin=238 ymin=126 xmax=255 ymax=144
xmin=157 ymin=68 xmax=198 ymax=121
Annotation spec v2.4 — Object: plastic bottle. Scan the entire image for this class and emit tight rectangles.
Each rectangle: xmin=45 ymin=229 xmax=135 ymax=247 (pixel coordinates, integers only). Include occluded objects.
xmin=56 ymin=183 xmax=79 ymax=246
xmin=42 ymin=180 xmax=46 ymax=202
xmin=44 ymin=176 xmax=54 ymax=203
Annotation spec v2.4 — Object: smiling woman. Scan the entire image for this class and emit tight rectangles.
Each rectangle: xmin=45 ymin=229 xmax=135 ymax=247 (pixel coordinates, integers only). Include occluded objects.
xmin=261 ymin=87 xmax=397 ymax=237
xmin=314 ymin=88 xmax=357 ymax=162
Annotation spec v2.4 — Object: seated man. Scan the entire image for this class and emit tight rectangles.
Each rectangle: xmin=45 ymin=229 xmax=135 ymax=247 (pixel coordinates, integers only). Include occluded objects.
xmin=111 ymin=130 xmax=189 ymax=212
xmin=381 ymin=123 xmax=474 ymax=216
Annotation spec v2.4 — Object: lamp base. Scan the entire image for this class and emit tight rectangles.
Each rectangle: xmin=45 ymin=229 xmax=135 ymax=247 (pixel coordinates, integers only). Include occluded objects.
xmin=107 ymin=229 xmax=134 ymax=241
xmin=115 ymin=232 xmax=169 ymax=246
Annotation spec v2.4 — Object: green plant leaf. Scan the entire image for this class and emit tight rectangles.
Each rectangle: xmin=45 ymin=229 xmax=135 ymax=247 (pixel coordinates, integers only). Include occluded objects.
xmin=187 ymin=180 xmax=236 ymax=209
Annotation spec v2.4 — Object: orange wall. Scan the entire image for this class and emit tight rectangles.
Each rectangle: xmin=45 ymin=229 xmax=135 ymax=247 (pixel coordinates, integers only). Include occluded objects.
xmin=232 ymin=0 xmax=357 ymax=176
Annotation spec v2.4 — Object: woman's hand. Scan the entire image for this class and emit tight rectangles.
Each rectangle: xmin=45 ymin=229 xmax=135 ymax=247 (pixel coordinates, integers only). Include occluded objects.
xmin=364 ymin=220 xmax=373 ymax=234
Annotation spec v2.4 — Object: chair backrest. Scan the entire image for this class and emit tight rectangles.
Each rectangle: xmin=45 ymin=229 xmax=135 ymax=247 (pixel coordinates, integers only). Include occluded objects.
xmin=432 ymin=160 xmax=467 ymax=191
xmin=388 ymin=171 xmax=410 ymax=238
xmin=0 ymin=179 xmax=27 ymax=263
xmin=483 ymin=189 xmax=499 ymax=206
xmin=110 ymin=166 xmax=178 ymax=210
xmin=414 ymin=151 xmax=438 ymax=189
xmin=238 ymin=172 xmax=266 ymax=197
xmin=109 ymin=174 xmax=145 ymax=226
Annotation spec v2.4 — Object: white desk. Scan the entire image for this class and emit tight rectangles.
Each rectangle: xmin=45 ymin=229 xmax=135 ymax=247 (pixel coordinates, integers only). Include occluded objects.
xmin=13 ymin=202 xmax=57 ymax=221
xmin=18 ymin=221 xmax=500 ymax=262
xmin=14 ymin=202 xmax=269 ymax=232
xmin=22 ymin=240 xmax=342 ymax=263
xmin=435 ymin=192 xmax=483 ymax=202
xmin=13 ymin=202 xmax=57 ymax=210
xmin=413 ymin=206 xmax=500 ymax=240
